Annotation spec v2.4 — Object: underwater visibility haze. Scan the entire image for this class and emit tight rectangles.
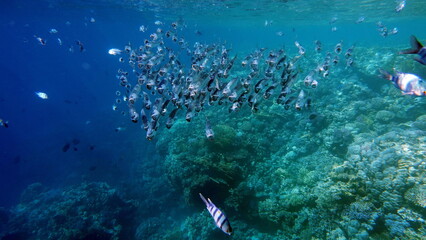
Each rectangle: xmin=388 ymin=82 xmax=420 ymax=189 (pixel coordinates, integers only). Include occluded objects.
xmin=0 ymin=0 xmax=426 ymax=239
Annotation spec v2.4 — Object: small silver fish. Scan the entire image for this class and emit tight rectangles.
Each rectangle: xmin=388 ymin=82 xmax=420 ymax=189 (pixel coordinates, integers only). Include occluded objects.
xmin=108 ymin=48 xmax=122 ymax=55
xmin=49 ymin=28 xmax=58 ymax=34
xmin=264 ymin=20 xmax=273 ymax=27
xmin=295 ymin=90 xmax=305 ymax=110
xmin=140 ymin=109 xmax=149 ymax=131
xmin=294 ymin=41 xmax=305 ymax=55
xmin=115 ymin=127 xmax=126 ymax=132
xmin=345 ymin=45 xmax=355 ymax=58
xmin=129 ymin=107 xmax=139 ymax=123
xmin=199 ymin=193 xmax=233 ymax=235
xmin=314 ymin=40 xmax=321 ymax=53
xmin=34 ymin=35 xmax=46 ymax=45
xmin=229 ymin=102 xmax=241 ymax=113
xmin=304 ymin=72 xmax=314 ymax=86
xmin=185 ymin=106 xmax=194 ymax=122
xmin=329 ymin=16 xmax=338 ymax=24
xmin=311 ymin=79 xmax=318 ymax=88
xmin=146 ymin=127 xmax=155 ymax=140
xmin=166 ymin=108 xmax=178 ymax=129
xmin=35 ymin=91 xmax=48 ymax=99
xmin=139 ymin=25 xmax=147 ymax=32
xmin=205 ymin=117 xmax=214 ymax=140
xmin=395 ymin=0 xmax=406 ymax=13
xmin=346 ymin=58 xmax=354 ymax=68
xmin=335 ymin=41 xmax=343 ymax=54
xmin=355 ymin=16 xmax=365 ymax=24
xmin=389 ymin=27 xmax=398 ymax=36
xmin=143 ymin=92 xmax=152 ymax=110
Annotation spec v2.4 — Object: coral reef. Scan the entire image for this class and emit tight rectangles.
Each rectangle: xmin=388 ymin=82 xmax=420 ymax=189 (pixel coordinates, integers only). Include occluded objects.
xmin=1 ymin=182 xmax=136 ymax=240
xmin=136 ymin=46 xmax=426 ymax=240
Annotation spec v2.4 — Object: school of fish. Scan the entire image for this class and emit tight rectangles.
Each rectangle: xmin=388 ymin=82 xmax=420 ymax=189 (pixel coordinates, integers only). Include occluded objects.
xmin=110 ymin=22 xmax=357 ymax=141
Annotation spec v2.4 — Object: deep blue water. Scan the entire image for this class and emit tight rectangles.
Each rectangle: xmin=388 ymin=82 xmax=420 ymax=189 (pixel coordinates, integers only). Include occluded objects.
xmin=1 ymin=0 xmax=426 ymax=239
xmin=0 ymin=0 xmax=159 ymax=207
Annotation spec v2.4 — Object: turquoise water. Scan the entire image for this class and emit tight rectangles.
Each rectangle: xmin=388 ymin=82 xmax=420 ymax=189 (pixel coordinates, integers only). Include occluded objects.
xmin=0 ymin=0 xmax=425 ymax=239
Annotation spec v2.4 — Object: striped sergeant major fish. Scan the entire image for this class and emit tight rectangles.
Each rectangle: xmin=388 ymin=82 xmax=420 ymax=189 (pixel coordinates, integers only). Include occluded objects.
xmin=199 ymin=193 xmax=233 ymax=235
xmin=379 ymin=69 xmax=426 ymax=96
xmin=400 ymin=35 xmax=426 ymax=65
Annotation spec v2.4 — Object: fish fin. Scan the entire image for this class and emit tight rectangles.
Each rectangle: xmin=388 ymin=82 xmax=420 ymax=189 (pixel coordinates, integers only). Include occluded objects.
xmin=399 ymin=35 xmax=423 ymax=54
xmin=207 ymin=198 xmax=217 ymax=208
xmin=411 ymin=35 xmax=424 ymax=49
xmin=378 ymin=69 xmax=392 ymax=80
xmin=414 ymin=58 xmax=426 ymax=65
xmin=199 ymin=193 xmax=209 ymax=206
xmin=400 ymin=49 xmax=419 ymax=55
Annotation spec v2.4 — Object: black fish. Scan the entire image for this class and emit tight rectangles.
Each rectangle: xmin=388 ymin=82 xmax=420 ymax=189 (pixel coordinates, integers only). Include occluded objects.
xmin=89 ymin=145 xmax=95 ymax=151
xmin=399 ymin=35 xmax=426 ymax=65
xmin=76 ymin=40 xmax=84 ymax=52
xmin=166 ymin=108 xmax=179 ymax=129
xmin=62 ymin=143 xmax=70 ymax=152
xmin=309 ymin=113 xmax=318 ymax=120
xmin=254 ymin=79 xmax=265 ymax=93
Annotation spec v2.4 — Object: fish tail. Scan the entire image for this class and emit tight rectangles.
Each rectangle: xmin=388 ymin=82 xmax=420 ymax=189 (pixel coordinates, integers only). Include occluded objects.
xmin=399 ymin=35 xmax=423 ymax=54
xmin=199 ymin=193 xmax=209 ymax=206
xmin=378 ymin=69 xmax=392 ymax=81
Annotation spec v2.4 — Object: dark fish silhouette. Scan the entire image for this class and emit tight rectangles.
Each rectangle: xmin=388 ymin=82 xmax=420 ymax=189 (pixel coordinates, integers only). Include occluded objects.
xmin=400 ymin=35 xmax=426 ymax=65
xmin=62 ymin=143 xmax=70 ymax=152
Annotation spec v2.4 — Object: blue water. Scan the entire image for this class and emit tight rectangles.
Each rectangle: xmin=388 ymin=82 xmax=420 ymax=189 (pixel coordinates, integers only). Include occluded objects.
xmin=0 ymin=1 xmax=151 ymax=207
xmin=1 ymin=0 xmax=426 ymax=239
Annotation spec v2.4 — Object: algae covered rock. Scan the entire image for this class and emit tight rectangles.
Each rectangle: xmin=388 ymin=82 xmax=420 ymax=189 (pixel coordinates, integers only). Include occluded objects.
xmin=206 ymin=124 xmax=238 ymax=151
xmin=404 ymin=184 xmax=426 ymax=208
xmin=3 ymin=182 xmax=136 ymax=240
xmin=327 ymin=128 xmax=354 ymax=156
xmin=375 ymin=110 xmax=395 ymax=123
xmin=160 ymin=119 xmax=259 ymax=204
